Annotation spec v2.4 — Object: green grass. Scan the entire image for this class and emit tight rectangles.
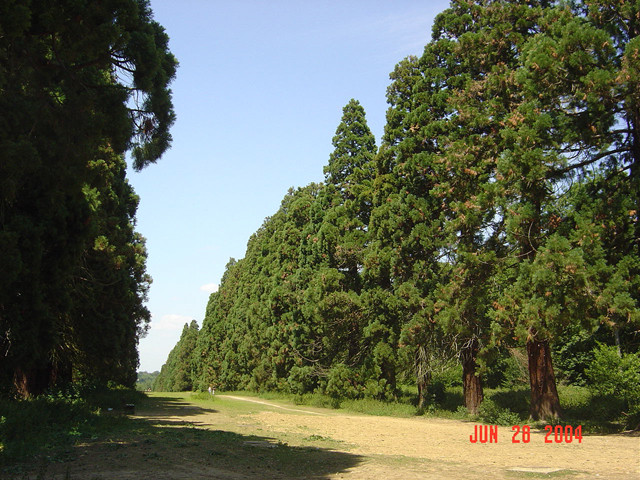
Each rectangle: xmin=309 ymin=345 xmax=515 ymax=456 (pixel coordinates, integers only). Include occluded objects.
xmin=3 ymin=380 xmax=631 ymax=475
xmin=338 ymin=397 xmax=419 ymax=417
xmin=2 ymin=389 xmax=366 ymax=479
xmin=0 ymin=387 xmax=147 ymax=470
xmin=205 ymin=382 xmax=634 ymax=433
xmin=215 ymin=389 xmax=425 ymax=417
xmin=2 ymin=380 xmax=634 ymax=480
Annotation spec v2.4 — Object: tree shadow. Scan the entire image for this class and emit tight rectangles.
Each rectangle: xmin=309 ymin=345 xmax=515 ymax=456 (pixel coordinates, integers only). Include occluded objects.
xmin=20 ymin=394 xmax=364 ymax=480
xmin=32 ymin=421 xmax=363 ymax=479
xmin=134 ymin=394 xmax=219 ymax=418
xmin=0 ymin=396 xmax=364 ymax=480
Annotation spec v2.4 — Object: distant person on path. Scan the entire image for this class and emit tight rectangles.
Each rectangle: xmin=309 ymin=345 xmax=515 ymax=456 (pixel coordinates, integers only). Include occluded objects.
xmin=208 ymin=385 xmax=215 ymax=397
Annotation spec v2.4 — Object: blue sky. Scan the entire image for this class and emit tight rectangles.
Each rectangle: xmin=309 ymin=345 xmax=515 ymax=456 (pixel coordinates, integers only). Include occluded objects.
xmin=132 ymin=0 xmax=452 ymax=372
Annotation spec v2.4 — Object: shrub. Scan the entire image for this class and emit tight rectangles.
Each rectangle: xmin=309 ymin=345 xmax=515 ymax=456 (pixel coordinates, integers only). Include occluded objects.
xmin=325 ymin=364 xmax=360 ymax=399
xmin=287 ymin=366 xmax=315 ymax=395
xmin=433 ymin=364 xmax=463 ymax=388
xmin=585 ymin=344 xmax=640 ymax=428
xmin=427 ymin=380 xmax=447 ymax=405
xmin=585 ymin=344 xmax=640 ymax=401
xmin=477 ymin=399 xmax=522 ymax=426
xmin=363 ymin=379 xmax=386 ymax=399
xmin=484 ymin=349 xmax=528 ymax=389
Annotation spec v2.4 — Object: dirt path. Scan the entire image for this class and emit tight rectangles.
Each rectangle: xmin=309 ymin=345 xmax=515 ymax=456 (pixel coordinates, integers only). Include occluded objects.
xmin=210 ymin=395 xmax=640 ymax=479
xmin=23 ymin=393 xmax=640 ymax=480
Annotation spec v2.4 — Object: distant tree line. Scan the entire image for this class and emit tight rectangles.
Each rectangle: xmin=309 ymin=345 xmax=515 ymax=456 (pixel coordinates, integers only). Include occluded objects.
xmin=136 ymin=371 xmax=160 ymax=391
xmin=0 ymin=0 xmax=177 ymax=397
xmin=156 ymin=0 xmax=640 ymax=421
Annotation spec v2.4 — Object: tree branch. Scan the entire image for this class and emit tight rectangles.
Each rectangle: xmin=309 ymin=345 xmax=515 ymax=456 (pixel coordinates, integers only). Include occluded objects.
xmin=547 ymin=147 xmax=630 ymax=178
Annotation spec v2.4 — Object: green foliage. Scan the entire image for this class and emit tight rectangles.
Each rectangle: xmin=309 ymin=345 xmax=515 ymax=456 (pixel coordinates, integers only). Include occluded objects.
xmin=158 ymin=0 xmax=640 ymax=424
xmin=324 ymin=99 xmax=376 ymax=192
xmin=66 ymin=148 xmax=152 ymax=388
xmin=585 ymin=344 xmax=640 ymax=426
xmin=0 ymin=0 xmax=176 ymax=396
xmin=287 ymin=366 xmax=316 ymax=395
xmin=190 ymin=101 xmax=382 ymax=398
xmin=136 ymin=371 xmax=160 ymax=391
xmin=153 ymin=320 xmax=199 ymax=392
xmin=325 ymin=364 xmax=360 ymax=400
xmin=483 ymin=348 xmax=529 ymax=389
xmin=477 ymin=399 xmax=522 ymax=426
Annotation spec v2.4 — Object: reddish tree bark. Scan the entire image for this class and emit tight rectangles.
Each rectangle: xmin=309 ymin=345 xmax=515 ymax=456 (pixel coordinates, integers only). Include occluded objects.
xmin=13 ymin=366 xmax=52 ymax=398
xmin=527 ymin=338 xmax=561 ymax=420
xmin=13 ymin=359 xmax=72 ymax=398
xmin=462 ymin=339 xmax=483 ymax=415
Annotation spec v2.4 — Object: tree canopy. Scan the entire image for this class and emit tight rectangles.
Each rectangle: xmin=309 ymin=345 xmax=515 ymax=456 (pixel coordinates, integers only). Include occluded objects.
xmin=158 ymin=1 xmax=639 ymax=424
xmin=0 ymin=0 xmax=176 ymax=396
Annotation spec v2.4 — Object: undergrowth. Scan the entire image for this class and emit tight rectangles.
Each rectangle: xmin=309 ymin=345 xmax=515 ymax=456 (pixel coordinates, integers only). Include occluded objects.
xmin=0 ymin=385 xmax=146 ymax=471
xmin=207 ymin=383 xmax=637 ymax=432
xmin=2 ymin=381 xmax=635 ymax=475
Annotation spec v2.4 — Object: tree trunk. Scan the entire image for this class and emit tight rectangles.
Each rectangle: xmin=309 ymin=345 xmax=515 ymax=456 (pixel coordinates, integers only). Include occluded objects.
xmin=614 ymin=327 xmax=622 ymax=357
xmin=12 ymin=356 xmax=72 ymax=398
xmin=527 ymin=337 xmax=561 ymax=420
xmin=414 ymin=345 xmax=430 ymax=410
xmin=417 ymin=377 xmax=427 ymax=410
xmin=462 ymin=339 xmax=483 ymax=415
xmin=382 ymin=358 xmax=397 ymax=398
xmin=13 ymin=365 xmax=52 ymax=398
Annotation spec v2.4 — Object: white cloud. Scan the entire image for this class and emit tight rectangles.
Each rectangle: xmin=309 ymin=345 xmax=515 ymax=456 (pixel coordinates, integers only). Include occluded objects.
xmin=200 ymin=283 xmax=219 ymax=293
xmin=151 ymin=313 xmax=193 ymax=331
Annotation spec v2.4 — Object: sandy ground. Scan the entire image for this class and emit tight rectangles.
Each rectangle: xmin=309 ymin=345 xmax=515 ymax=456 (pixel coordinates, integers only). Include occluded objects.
xmin=209 ymin=395 xmax=640 ymax=479
xmin=14 ymin=393 xmax=640 ymax=480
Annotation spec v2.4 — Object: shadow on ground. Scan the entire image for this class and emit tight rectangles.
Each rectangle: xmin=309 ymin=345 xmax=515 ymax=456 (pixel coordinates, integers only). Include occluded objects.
xmin=134 ymin=393 xmax=219 ymax=418
xmin=9 ymin=395 xmax=364 ymax=480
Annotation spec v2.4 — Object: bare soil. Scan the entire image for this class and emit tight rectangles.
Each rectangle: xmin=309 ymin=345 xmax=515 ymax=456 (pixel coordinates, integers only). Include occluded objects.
xmin=17 ymin=393 xmax=640 ymax=480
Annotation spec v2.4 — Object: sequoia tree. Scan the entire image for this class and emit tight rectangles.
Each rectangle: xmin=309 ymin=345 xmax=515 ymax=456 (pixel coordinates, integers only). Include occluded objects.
xmin=421 ymin=0 xmax=640 ymax=420
xmin=488 ymin=0 xmax=640 ymax=419
xmin=418 ymin=0 xmax=549 ymax=415
xmin=66 ymin=147 xmax=152 ymax=387
xmin=364 ymin=50 xmax=451 ymax=405
xmin=308 ymin=100 xmax=380 ymax=396
xmin=0 ymin=0 xmax=176 ymax=396
xmin=154 ymin=320 xmax=199 ymax=392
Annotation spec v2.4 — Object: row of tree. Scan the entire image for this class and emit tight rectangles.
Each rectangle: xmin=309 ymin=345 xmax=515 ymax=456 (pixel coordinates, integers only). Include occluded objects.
xmin=0 ymin=0 xmax=176 ymax=396
xmin=157 ymin=0 xmax=640 ymax=420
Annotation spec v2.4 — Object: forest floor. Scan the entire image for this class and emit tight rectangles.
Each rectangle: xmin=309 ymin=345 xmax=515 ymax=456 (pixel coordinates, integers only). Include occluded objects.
xmin=14 ymin=392 xmax=640 ymax=480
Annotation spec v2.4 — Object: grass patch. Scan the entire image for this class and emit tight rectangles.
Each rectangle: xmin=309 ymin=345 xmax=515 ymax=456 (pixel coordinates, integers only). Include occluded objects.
xmin=339 ymin=397 xmax=419 ymax=417
xmin=213 ymin=382 xmax=635 ymax=433
xmin=2 ymin=390 xmax=365 ymax=479
xmin=169 ymin=379 xmax=633 ymax=434
xmin=216 ymin=389 xmax=423 ymax=417
xmin=0 ymin=386 xmax=147 ymax=470
xmin=506 ymin=469 xmax=581 ymax=478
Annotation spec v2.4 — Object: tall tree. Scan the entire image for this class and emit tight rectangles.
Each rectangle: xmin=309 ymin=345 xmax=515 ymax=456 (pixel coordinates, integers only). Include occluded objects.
xmin=488 ymin=0 xmax=640 ymax=419
xmin=196 ymin=185 xmax=325 ymax=392
xmin=154 ymin=320 xmax=199 ymax=392
xmin=66 ymin=147 xmax=152 ymax=387
xmin=364 ymin=50 xmax=449 ymax=404
xmin=0 ymin=0 xmax=176 ymax=396
xmin=421 ymin=0 xmax=640 ymax=420
xmin=324 ymin=99 xmax=377 ymax=194
xmin=305 ymin=100 xmax=380 ymax=396
xmin=194 ymin=102 xmax=380 ymax=397
xmin=419 ymin=0 xmax=549 ymax=415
